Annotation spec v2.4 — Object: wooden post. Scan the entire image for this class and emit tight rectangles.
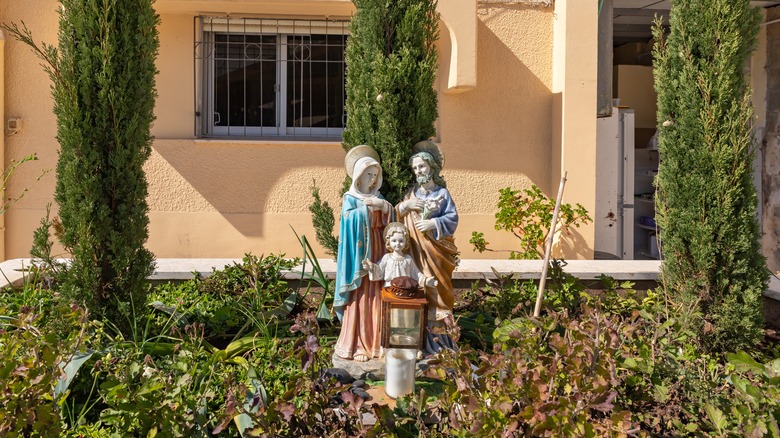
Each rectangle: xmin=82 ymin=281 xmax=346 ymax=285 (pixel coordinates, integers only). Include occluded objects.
xmin=533 ymin=171 xmax=568 ymax=317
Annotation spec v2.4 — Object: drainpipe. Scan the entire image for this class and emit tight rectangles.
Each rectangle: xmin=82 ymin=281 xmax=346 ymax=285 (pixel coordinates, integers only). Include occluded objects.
xmin=0 ymin=30 xmax=6 ymax=262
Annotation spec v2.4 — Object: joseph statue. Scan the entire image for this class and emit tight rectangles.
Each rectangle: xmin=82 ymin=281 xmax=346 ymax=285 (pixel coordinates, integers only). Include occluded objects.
xmin=396 ymin=141 xmax=458 ymax=353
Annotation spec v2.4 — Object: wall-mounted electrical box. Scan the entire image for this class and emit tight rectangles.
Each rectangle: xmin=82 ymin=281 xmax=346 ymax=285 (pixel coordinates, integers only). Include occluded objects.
xmin=6 ymin=118 xmax=22 ymax=134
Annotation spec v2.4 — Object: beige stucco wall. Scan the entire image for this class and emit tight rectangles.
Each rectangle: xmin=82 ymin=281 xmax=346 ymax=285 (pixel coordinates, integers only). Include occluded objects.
xmin=1 ymin=0 xmax=598 ymax=261
xmin=1 ymin=0 xmax=61 ymax=259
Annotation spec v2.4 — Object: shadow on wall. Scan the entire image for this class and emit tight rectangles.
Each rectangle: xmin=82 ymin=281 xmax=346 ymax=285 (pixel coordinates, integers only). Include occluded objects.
xmin=438 ymin=19 xmax=553 ymax=198
xmin=151 ymin=13 xmax=556 ymax=241
xmin=150 ymin=140 xmax=343 ymax=237
xmin=556 ymin=228 xmax=593 ymax=261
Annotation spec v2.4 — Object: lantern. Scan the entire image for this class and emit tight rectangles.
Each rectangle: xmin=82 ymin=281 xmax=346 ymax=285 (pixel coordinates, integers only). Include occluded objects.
xmin=381 ymin=276 xmax=428 ymax=351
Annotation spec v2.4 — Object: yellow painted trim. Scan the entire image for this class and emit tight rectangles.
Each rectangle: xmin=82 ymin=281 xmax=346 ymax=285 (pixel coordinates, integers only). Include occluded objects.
xmin=438 ymin=0 xmax=477 ymax=92
xmin=551 ymin=0 xmax=598 ymax=259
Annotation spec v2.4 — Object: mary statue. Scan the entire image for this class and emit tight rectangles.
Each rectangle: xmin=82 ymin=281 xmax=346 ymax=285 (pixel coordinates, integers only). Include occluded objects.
xmin=334 ymin=146 xmax=392 ymax=362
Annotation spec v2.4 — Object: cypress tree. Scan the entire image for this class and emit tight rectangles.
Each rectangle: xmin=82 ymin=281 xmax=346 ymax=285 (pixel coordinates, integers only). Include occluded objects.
xmin=310 ymin=0 xmax=439 ymax=254
xmin=652 ymin=0 xmax=768 ymax=352
xmin=7 ymin=1 xmax=159 ymax=334
xmin=343 ymin=0 xmax=439 ymax=204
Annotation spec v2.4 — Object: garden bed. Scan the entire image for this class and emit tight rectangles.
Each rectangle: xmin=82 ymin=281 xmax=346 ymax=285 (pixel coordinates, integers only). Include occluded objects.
xmin=5 ymin=255 xmax=780 ymax=436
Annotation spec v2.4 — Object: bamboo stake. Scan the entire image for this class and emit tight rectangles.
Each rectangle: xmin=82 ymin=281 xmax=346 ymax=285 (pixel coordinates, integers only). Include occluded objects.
xmin=533 ymin=171 xmax=568 ymax=317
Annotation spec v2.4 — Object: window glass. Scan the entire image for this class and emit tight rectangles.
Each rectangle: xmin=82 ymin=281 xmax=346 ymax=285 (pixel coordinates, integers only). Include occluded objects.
xmin=286 ymin=34 xmax=346 ymax=129
xmin=214 ymin=34 xmax=277 ymax=128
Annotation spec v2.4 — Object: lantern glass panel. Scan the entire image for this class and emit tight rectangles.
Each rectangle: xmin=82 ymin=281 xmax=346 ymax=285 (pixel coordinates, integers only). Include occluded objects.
xmin=388 ymin=308 xmax=421 ymax=347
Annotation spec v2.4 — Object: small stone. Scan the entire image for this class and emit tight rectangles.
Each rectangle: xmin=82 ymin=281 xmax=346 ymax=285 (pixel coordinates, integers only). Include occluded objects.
xmin=351 ymin=388 xmax=371 ymax=400
xmin=323 ymin=368 xmax=355 ymax=384
xmin=328 ymin=395 xmax=343 ymax=407
xmin=362 ymin=372 xmax=379 ymax=381
xmin=352 ymin=379 xmax=366 ymax=388
xmin=332 ymin=354 xmax=385 ymax=380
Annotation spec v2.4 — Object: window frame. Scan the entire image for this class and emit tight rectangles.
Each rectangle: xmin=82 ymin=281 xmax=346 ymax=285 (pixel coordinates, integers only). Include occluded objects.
xmin=195 ymin=17 xmax=350 ymax=140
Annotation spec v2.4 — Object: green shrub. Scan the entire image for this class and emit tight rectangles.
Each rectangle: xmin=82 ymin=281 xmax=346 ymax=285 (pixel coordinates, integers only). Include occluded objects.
xmin=652 ymin=0 xmax=767 ymax=352
xmin=199 ymin=254 xmax=297 ymax=301
xmin=456 ymin=260 xmax=586 ymax=351
xmin=0 ymin=303 xmax=90 ymax=437
xmin=60 ymin=313 xmax=319 ymax=436
xmin=601 ymin=287 xmax=780 ymax=436
xmin=419 ymin=309 xmax=638 ymax=436
xmin=441 ymin=279 xmax=780 ymax=436
xmin=582 ymin=275 xmax=659 ymax=318
xmin=93 ymin=324 xmax=223 ymax=436
xmin=470 ymin=185 xmax=592 ymax=260
xmin=150 ymin=279 xmax=243 ymax=339
xmin=713 ymin=351 xmax=780 ymax=436
xmin=148 ymin=254 xmax=299 ymax=339
xmin=247 ymin=337 xmax=305 ymax=399
xmin=215 ymin=313 xmax=370 ymax=436
xmin=0 ymin=284 xmax=58 ymax=326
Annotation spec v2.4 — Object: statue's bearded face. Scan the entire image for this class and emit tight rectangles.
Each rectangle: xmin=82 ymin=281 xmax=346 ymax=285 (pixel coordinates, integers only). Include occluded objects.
xmin=412 ymin=156 xmax=432 ymax=184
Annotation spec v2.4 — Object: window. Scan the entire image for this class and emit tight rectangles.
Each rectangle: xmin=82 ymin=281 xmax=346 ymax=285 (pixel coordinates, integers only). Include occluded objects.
xmin=196 ymin=17 xmax=349 ymax=139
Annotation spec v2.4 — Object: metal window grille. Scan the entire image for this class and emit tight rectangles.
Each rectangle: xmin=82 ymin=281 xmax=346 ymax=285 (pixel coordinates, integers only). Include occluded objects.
xmin=194 ymin=17 xmax=349 ymax=139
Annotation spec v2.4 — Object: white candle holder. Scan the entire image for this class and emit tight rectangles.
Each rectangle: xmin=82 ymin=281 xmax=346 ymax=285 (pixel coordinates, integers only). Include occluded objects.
xmin=384 ymin=348 xmax=416 ymax=399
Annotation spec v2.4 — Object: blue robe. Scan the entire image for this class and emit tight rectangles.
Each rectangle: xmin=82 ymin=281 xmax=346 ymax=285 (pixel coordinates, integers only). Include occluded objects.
xmin=415 ymin=186 xmax=458 ymax=240
xmin=334 ymin=193 xmax=389 ymax=320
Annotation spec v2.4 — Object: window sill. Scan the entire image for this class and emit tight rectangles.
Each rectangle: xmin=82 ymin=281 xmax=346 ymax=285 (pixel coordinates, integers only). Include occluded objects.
xmin=193 ymin=137 xmax=343 ymax=146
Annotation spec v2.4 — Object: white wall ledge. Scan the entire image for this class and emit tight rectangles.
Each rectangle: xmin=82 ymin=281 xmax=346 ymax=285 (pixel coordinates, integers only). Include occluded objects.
xmin=1 ymin=257 xmax=662 ymax=287
xmin=6 ymin=257 xmax=779 ymax=302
